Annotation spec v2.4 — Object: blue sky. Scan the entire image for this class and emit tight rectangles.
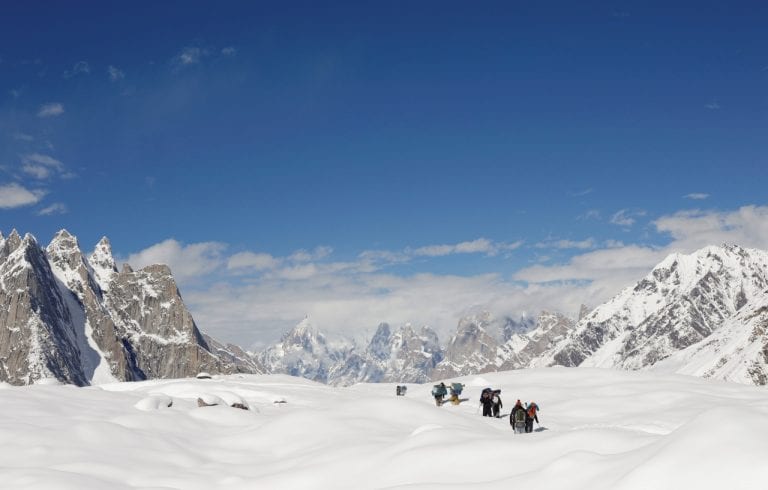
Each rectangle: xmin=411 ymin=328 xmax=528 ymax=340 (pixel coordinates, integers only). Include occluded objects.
xmin=1 ymin=2 xmax=767 ymax=347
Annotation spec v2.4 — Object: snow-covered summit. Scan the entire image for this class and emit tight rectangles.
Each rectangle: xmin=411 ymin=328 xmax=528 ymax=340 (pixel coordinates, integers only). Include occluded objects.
xmin=89 ymin=236 xmax=118 ymax=292
xmin=536 ymin=244 xmax=768 ymax=377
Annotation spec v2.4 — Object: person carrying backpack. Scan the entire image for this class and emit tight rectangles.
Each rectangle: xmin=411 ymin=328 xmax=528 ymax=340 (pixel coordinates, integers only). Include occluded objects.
xmin=492 ymin=392 xmax=503 ymax=418
xmin=479 ymin=388 xmax=494 ymax=417
xmin=524 ymin=402 xmax=540 ymax=433
xmin=509 ymin=399 xmax=526 ymax=433
xmin=431 ymin=382 xmax=447 ymax=406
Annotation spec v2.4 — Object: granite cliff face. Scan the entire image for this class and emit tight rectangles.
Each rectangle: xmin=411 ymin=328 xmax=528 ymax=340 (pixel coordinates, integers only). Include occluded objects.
xmin=0 ymin=229 xmax=259 ymax=386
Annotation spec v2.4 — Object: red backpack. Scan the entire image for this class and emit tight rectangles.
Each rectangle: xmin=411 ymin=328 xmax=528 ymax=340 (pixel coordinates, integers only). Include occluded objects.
xmin=527 ymin=403 xmax=537 ymax=418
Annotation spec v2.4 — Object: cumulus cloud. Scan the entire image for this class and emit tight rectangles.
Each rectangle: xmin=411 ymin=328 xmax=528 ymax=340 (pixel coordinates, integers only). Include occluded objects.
xmin=653 ymin=205 xmax=768 ymax=251
xmin=0 ymin=183 xmax=46 ymax=208
xmin=37 ymin=103 xmax=64 ymax=118
xmin=124 ymin=239 xmax=227 ymax=283
xmin=131 ymin=207 xmax=768 ymax=348
xmin=185 ymin=271 xmax=534 ymax=347
xmin=227 ymin=252 xmax=282 ymax=271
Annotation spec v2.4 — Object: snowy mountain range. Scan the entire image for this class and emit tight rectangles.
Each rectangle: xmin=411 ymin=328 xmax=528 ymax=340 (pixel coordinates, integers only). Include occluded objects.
xmin=259 ymin=244 xmax=768 ymax=386
xmin=2 ymin=229 xmax=767 ymax=387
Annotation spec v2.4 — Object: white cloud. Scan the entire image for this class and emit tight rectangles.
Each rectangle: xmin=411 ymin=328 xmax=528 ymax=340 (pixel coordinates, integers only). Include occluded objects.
xmin=705 ymin=101 xmax=720 ymax=110
xmin=289 ymin=246 xmax=333 ymax=263
xmin=107 ymin=65 xmax=125 ymax=81
xmin=175 ymin=47 xmax=203 ymax=66
xmin=221 ymin=47 xmax=236 ymax=56
xmin=684 ymin=193 xmax=709 ymax=200
xmin=511 ymin=204 xmax=768 ymax=329
xmin=653 ymin=205 xmax=768 ymax=251
xmin=37 ymin=103 xmax=64 ymax=118
xmin=120 ymin=205 xmax=768 ymax=348
xmin=21 ymin=153 xmax=64 ymax=179
xmin=0 ymin=183 xmax=46 ymax=208
xmin=413 ymin=238 xmax=521 ymax=257
xmin=37 ymin=202 xmax=67 ymax=216
xmin=185 ymin=271 xmax=533 ymax=347
xmin=63 ymin=61 xmax=90 ymax=78
xmin=610 ymin=209 xmax=646 ymax=227
xmin=570 ymin=188 xmax=593 ymax=197
xmin=12 ymin=132 xmax=33 ymax=142
xmin=535 ymin=238 xmax=595 ymax=250
xmin=578 ymin=209 xmax=601 ymax=221
xmin=227 ymin=252 xmax=281 ymax=271
xmin=124 ymin=239 xmax=227 ymax=283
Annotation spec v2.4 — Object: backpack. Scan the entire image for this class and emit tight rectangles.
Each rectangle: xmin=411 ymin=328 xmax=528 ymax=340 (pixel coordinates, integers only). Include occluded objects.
xmin=514 ymin=408 xmax=526 ymax=423
xmin=432 ymin=384 xmax=447 ymax=397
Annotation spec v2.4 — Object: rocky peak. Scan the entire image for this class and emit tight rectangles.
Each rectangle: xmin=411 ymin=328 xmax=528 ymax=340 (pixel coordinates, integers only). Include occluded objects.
xmin=282 ymin=317 xmax=326 ymax=351
xmin=578 ymin=304 xmax=591 ymax=321
xmin=44 ymin=230 xmax=98 ymax=296
xmin=368 ymin=323 xmax=392 ymax=360
xmin=46 ymin=229 xmax=84 ymax=262
xmin=2 ymin=229 xmax=22 ymax=256
xmin=89 ymin=237 xmax=118 ymax=291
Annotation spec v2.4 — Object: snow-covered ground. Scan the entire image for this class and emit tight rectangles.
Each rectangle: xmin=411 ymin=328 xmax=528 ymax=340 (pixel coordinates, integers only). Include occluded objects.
xmin=2 ymin=368 xmax=768 ymax=489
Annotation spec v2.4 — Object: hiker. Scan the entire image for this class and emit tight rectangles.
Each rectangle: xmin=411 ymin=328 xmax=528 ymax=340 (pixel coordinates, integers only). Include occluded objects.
xmin=480 ymin=388 xmax=494 ymax=417
xmin=492 ymin=391 xmax=503 ymax=418
xmin=449 ymin=383 xmax=464 ymax=405
xmin=432 ymin=382 xmax=447 ymax=406
xmin=509 ymin=399 xmax=526 ymax=433
xmin=525 ymin=402 xmax=540 ymax=433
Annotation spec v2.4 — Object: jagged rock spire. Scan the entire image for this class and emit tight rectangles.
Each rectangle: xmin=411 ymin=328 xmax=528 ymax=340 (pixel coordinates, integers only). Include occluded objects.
xmin=89 ymin=236 xmax=118 ymax=291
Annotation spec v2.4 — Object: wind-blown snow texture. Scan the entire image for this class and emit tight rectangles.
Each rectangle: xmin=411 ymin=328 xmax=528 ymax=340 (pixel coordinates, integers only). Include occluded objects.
xmin=1 ymin=369 xmax=767 ymax=489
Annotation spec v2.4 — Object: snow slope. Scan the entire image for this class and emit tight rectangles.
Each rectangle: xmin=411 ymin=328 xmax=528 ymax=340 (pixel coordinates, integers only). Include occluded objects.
xmin=2 ymin=369 xmax=768 ymax=489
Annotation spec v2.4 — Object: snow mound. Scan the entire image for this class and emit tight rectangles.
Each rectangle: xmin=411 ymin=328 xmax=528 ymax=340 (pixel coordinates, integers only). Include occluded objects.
xmin=134 ymin=394 xmax=174 ymax=411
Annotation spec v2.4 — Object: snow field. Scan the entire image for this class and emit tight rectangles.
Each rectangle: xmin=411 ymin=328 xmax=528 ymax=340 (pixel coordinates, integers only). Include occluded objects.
xmin=1 ymin=368 xmax=768 ymax=489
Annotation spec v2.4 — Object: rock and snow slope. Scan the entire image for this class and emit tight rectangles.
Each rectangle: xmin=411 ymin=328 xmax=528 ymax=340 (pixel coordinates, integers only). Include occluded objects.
xmin=0 ymin=229 xmax=259 ymax=386
xmin=3 ymin=229 xmax=768 ymax=388
xmin=1 ymin=369 xmax=768 ymax=489
xmin=535 ymin=245 xmax=768 ymax=380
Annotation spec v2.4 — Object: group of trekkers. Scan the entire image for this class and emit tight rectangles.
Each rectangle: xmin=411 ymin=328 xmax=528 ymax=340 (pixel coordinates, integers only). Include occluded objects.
xmin=430 ymin=382 xmax=465 ymax=406
xmin=429 ymin=382 xmax=540 ymax=433
xmin=509 ymin=399 xmax=540 ymax=433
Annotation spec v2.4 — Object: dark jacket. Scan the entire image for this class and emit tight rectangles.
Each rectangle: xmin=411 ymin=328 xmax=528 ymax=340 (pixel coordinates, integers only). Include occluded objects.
xmin=510 ymin=403 xmax=526 ymax=427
